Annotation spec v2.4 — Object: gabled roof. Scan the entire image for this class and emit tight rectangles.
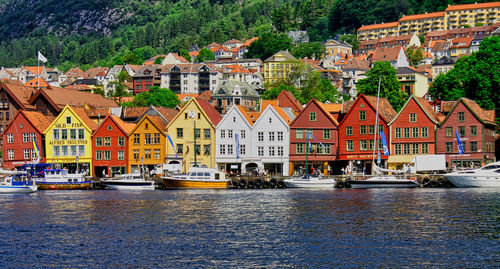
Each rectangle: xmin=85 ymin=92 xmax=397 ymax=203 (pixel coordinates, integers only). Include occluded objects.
xmin=440 ymin=98 xmax=496 ymax=126
xmin=130 ymin=114 xmax=168 ymax=135
xmin=155 ymin=107 xmax=179 ymax=122
xmin=122 ymin=107 xmax=150 ymax=119
xmin=22 ymin=66 xmax=44 ymax=74
xmin=253 ymin=104 xmax=293 ymax=127
xmin=197 ymin=98 xmax=222 ymax=126
xmin=372 ymin=46 xmax=404 ymax=62
xmin=451 ymin=36 xmax=474 ymax=48
xmin=276 ymin=90 xmax=303 ymax=112
xmin=65 ymin=67 xmax=85 ymax=78
xmin=43 ymin=105 xmax=97 ymax=134
xmin=389 ymin=95 xmax=439 ymax=125
xmin=28 ymin=86 xmax=117 ymax=111
xmin=1 ymin=81 xmax=36 ymax=109
xmin=84 ymin=67 xmax=109 ymax=79
xmin=342 ymin=59 xmax=370 ymax=71
xmin=24 ymin=78 xmax=49 ymax=87
xmin=339 ymin=94 xmax=396 ymax=126
xmin=213 ymin=80 xmax=259 ymax=98
xmin=264 ymin=50 xmax=296 ymax=62
xmin=6 ymin=110 xmax=54 ymax=135
xmin=290 ymin=99 xmax=339 ymax=127
xmin=217 ymin=105 xmax=253 ymax=129
xmin=95 ymin=115 xmax=135 ymax=136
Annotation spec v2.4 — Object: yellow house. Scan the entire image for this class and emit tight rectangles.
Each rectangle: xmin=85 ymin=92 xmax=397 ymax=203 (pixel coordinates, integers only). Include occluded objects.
xmin=166 ymin=98 xmax=222 ymax=173
xmin=263 ymin=50 xmax=297 ymax=85
xmin=324 ymin=40 xmax=352 ymax=57
xmin=128 ymin=115 xmax=168 ymax=174
xmin=43 ymin=105 xmax=98 ymax=176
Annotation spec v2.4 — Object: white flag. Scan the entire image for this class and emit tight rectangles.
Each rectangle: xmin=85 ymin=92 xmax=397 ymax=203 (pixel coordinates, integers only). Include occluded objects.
xmin=38 ymin=51 xmax=47 ymax=63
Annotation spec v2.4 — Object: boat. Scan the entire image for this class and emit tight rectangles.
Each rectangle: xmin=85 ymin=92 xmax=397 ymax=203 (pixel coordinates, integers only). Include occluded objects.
xmin=0 ymin=170 xmax=37 ymax=193
xmin=445 ymin=162 xmax=500 ymax=188
xmin=283 ymin=174 xmax=336 ymax=188
xmin=101 ymin=174 xmax=155 ymax=190
xmin=349 ymin=175 xmax=419 ymax=189
xmin=35 ymin=169 xmax=92 ymax=190
xmin=162 ymin=167 xmax=230 ymax=189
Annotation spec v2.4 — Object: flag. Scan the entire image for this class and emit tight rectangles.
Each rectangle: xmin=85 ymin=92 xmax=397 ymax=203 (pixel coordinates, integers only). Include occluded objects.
xmin=167 ymin=134 xmax=177 ymax=157
xmin=32 ymin=138 xmax=40 ymax=160
xmin=379 ymin=131 xmax=389 ymax=156
xmin=456 ymin=130 xmax=464 ymax=154
xmin=306 ymin=131 xmax=326 ymax=150
xmin=235 ymin=133 xmax=240 ymax=159
xmin=37 ymin=51 xmax=47 ymax=63
xmin=306 ymin=132 xmax=313 ymax=152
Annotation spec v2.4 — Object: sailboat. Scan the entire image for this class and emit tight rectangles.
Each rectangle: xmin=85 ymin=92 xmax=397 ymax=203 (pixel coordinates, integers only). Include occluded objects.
xmin=348 ymin=76 xmax=419 ymax=189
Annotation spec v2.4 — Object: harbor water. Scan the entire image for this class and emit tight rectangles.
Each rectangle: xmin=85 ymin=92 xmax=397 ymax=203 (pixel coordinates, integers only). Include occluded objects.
xmin=0 ymin=189 xmax=498 ymax=268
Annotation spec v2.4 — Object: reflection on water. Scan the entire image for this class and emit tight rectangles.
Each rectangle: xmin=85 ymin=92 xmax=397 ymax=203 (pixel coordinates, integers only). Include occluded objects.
xmin=0 ymin=189 xmax=498 ymax=268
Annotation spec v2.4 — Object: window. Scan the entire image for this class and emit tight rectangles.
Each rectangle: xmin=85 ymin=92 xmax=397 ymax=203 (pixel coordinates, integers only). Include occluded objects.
xmin=412 ymin=144 xmax=419 ymax=154
xmin=8 ymin=149 xmax=14 ymax=160
xmin=323 ymin=130 xmax=331 ymax=139
xmin=368 ymin=140 xmax=374 ymax=151
xmin=422 ymin=127 xmax=428 ymax=138
xmin=277 ymin=146 xmax=283 ymax=156
xmin=446 ymin=142 xmax=453 ymax=153
xmin=269 ymin=132 xmax=275 ymax=141
xmin=470 ymin=126 xmax=477 ymax=136
xmin=79 ymin=145 xmax=85 ymax=156
xmin=241 ymin=130 xmax=246 ymax=139
xmin=445 ymin=127 xmax=453 ymax=137
xmin=6 ymin=133 xmax=13 ymax=143
xmin=96 ymin=137 xmax=103 ymax=147
xmin=360 ymin=126 xmax=366 ymax=135
xmin=412 ymin=128 xmax=419 ymax=138
xmin=323 ymin=144 xmax=331 ymax=154
xmin=403 ymin=144 xmax=410 ymax=154
xmin=144 ymin=134 xmax=152 ymax=144
xmin=240 ymin=144 xmax=246 ymax=155
xmin=219 ymin=145 xmax=226 ymax=155
xmin=296 ymin=144 xmax=304 ymax=154
xmin=61 ymin=129 xmax=67 ymax=140
xmin=70 ymin=146 xmax=77 ymax=156
xmin=269 ymin=146 xmax=275 ymax=156
xmin=347 ymin=141 xmax=354 ymax=151
xmin=228 ymin=145 xmax=233 ymax=155
xmin=204 ymin=129 xmax=210 ymax=139
xmin=258 ymin=146 xmax=264 ymax=156
xmin=228 ymin=130 xmax=233 ymax=138
xmin=133 ymin=134 xmax=140 ymax=144
xmin=53 ymin=146 xmax=60 ymax=157
xmin=104 ymin=151 xmax=111 ymax=160
xmin=360 ymin=140 xmax=367 ymax=151
xmin=70 ymin=129 xmax=76 ymax=140
xmin=153 ymin=133 xmax=160 ymax=144
xmin=258 ymin=132 xmax=264 ymax=141
xmin=195 ymin=145 xmax=201 ymax=155
xmin=66 ymin=116 xmax=72 ymax=125
xmin=395 ymin=144 xmax=402 ymax=154
xmin=458 ymin=112 xmax=465 ymax=122
xmin=144 ymin=149 xmax=151 ymax=159
xmin=24 ymin=149 xmax=30 ymax=160
xmin=395 ymin=128 xmax=401 ymax=138
xmin=470 ymin=141 xmax=478 ymax=152
xmin=176 ymin=144 xmax=183 ymax=154
xmin=154 ymin=149 xmax=161 ymax=159
xmin=409 ymin=113 xmax=417 ymax=122
xmin=220 ymin=130 xmax=225 ymax=138
xmin=118 ymin=151 xmax=125 ymax=160
xmin=31 ymin=149 xmax=36 ymax=159
xmin=53 ymin=130 xmax=59 ymax=140
xmin=175 ymin=128 xmax=183 ymax=138
xmin=78 ymin=129 xmax=84 ymax=140
xmin=369 ymin=125 xmax=375 ymax=135
xmin=458 ymin=126 xmax=465 ymax=137
xmin=96 ymin=151 xmax=102 ymax=160
xmin=23 ymin=133 xmax=29 ymax=143
xmin=194 ymin=129 xmax=201 ymax=139
xmin=104 ymin=137 xmax=111 ymax=146
xmin=346 ymin=127 xmax=353 ymax=136
xmin=118 ymin=137 xmax=125 ymax=147
xmin=404 ymin=128 xmax=410 ymax=138
xmin=296 ymin=129 xmax=304 ymax=139
xmin=277 ymin=131 xmax=283 ymax=141
xmin=204 ymin=145 xmax=210 ymax=155
xmin=421 ymin=143 xmax=429 ymax=154
xmin=359 ymin=111 xmax=366 ymax=121
xmin=309 ymin=112 xmax=317 ymax=121
xmin=133 ymin=150 xmax=139 ymax=160
xmin=30 ymin=133 xmax=36 ymax=142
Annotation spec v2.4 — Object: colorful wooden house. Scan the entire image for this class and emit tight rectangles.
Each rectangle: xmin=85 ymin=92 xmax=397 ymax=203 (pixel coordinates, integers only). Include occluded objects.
xmin=338 ymin=94 xmax=397 ymax=174
xmin=387 ymin=95 xmax=440 ymax=170
xmin=2 ymin=110 xmax=53 ymax=169
xmin=92 ymin=115 xmax=135 ymax=177
xmin=436 ymin=98 xmax=496 ymax=168
xmin=166 ymin=98 xmax=222 ymax=173
xmin=43 ymin=105 xmax=98 ymax=176
xmin=289 ymin=99 xmax=340 ymax=176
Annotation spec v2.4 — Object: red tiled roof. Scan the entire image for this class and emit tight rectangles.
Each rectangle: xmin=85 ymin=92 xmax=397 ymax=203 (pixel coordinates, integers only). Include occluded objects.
xmin=65 ymin=84 xmax=92 ymax=91
xmin=29 ymin=86 xmax=117 ymax=110
xmin=451 ymin=36 xmax=474 ymax=48
xmin=122 ymin=107 xmax=150 ymax=118
xmin=358 ymin=22 xmax=399 ymax=31
xmin=1 ymin=82 xmax=36 ymax=109
xmin=197 ymin=98 xmax=222 ymax=126
xmin=399 ymin=12 xmax=444 ymax=22
xmin=23 ymin=66 xmax=44 ymax=75
xmin=155 ymin=107 xmax=179 ymax=122
xmin=372 ymin=46 xmax=405 ymax=62
xmin=24 ymin=78 xmax=49 ymax=87
xmin=414 ymin=96 xmax=439 ymax=123
xmin=70 ymin=106 xmax=98 ymax=131
xmin=22 ymin=110 xmax=54 ymax=133
xmin=363 ymin=94 xmax=397 ymax=123
xmin=148 ymin=115 xmax=168 ymax=132
xmin=445 ymin=2 xmax=500 ymax=11
xmin=461 ymin=98 xmax=496 ymax=125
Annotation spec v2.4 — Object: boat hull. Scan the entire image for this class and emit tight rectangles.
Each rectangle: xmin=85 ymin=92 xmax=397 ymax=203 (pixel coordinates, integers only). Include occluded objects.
xmin=36 ymin=181 xmax=92 ymax=190
xmin=445 ymin=174 xmax=500 ymax=188
xmin=349 ymin=177 xmax=419 ymax=189
xmin=283 ymin=179 xmax=336 ymax=188
xmin=162 ymin=178 xmax=229 ymax=189
xmin=0 ymin=185 xmax=37 ymax=193
xmin=101 ymin=180 xmax=155 ymax=190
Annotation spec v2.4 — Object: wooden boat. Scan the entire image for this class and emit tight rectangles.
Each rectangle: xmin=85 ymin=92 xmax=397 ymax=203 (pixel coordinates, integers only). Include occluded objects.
xmin=162 ymin=167 xmax=230 ymax=189
xmin=35 ymin=169 xmax=91 ymax=190
xmin=101 ymin=174 xmax=155 ymax=190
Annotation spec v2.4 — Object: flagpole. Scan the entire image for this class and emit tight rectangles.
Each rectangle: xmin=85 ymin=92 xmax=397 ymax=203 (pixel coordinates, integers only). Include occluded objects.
xmin=372 ymin=76 xmax=382 ymax=175
xmin=37 ymin=51 xmax=40 ymax=91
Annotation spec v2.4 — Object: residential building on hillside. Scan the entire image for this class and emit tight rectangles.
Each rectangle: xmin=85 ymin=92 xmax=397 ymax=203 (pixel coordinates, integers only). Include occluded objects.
xmin=132 ymin=65 xmax=162 ymax=95
xmin=398 ymin=12 xmax=446 ymax=36
xmin=263 ymin=50 xmax=297 ymax=85
xmin=432 ymin=56 xmax=455 ymax=79
xmin=159 ymin=63 xmax=222 ymax=94
xmin=161 ymin=53 xmax=190 ymax=65
xmin=324 ymin=40 xmax=353 ymax=58
xmin=396 ymin=67 xmax=429 ymax=97
xmin=357 ymin=22 xmax=399 ymax=41
xmin=212 ymin=80 xmax=260 ymax=114
xmin=18 ymin=66 xmax=47 ymax=85
xmin=222 ymin=65 xmax=263 ymax=88
xmin=371 ymin=46 xmax=409 ymax=68
xmin=341 ymin=59 xmax=370 ymax=98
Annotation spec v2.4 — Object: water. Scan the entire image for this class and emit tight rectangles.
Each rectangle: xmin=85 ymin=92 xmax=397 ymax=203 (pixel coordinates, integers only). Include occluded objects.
xmin=0 ymin=189 xmax=498 ymax=268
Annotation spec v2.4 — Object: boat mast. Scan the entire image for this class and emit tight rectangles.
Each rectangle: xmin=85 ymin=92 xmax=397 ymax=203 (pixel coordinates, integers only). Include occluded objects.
xmin=194 ymin=120 xmax=197 ymax=167
xmin=372 ymin=76 xmax=382 ymax=175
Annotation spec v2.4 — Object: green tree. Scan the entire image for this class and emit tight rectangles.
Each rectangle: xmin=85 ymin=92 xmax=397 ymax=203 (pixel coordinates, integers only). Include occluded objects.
xmin=125 ymin=86 xmax=180 ymax=108
xmin=110 ymin=70 xmax=132 ymax=104
xmin=154 ymin=56 xmax=165 ymax=64
xmin=357 ymin=61 xmax=407 ymax=112
xmin=245 ymin=32 xmax=293 ymax=60
xmin=339 ymin=34 xmax=359 ymax=51
xmin=195 ymin=48 xmax=215 ymax=62
xmin=122 ymin=53 xmax=142 ymax=65
xmin=133 ymin=46 xmax=157 ymax=61
xmin=291 ymin=42 xmax=325 ymax=60
xmin=262 ymin=84 xmax=302 ymax=102
xmin=179 ymin=49 xmax=191 ymax=62
xmin=405 ymin=46 xmax=424 ymax=67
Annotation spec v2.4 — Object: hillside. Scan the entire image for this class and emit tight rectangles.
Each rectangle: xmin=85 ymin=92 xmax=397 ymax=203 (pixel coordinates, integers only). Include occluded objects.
xmin=0 ymin=0 xmax=492 ymax=69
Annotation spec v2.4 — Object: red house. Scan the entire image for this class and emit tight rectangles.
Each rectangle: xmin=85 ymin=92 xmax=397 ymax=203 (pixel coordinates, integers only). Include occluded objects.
xmin=387 ymin=95 xmax=440 ymax=170
xmin=436 ymin=98 xmax=496 ymax=169
xmin=92 ymin=115 xmax=135 ymax=177
xmin=338 ymin=94 xmax=397 ymax=174
xmin=289 ymin=99 xmax=339 ymax=176
xmin=2 ymin=110 xmax=53 ymax=169
xmin=132 ymin=66 xmax=161 ymax=95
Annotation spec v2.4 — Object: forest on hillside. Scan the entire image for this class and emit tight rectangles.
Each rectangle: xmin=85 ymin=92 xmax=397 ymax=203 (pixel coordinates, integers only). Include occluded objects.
xmin=0 ymin=0 xmax=492 ymax=70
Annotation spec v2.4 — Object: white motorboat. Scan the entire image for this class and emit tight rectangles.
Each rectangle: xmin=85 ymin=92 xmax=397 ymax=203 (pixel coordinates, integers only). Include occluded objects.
xmin=101 ymin=174 xmax=155 ymax=190
xmin=36 ymin=169 xmax=91 ymax=190
xmin=0 ymin=171 xmax=37 ymax=193
xmin=348 ymin=176 xmax=419 ymax=189
xmin=283 ymin=175 xmax=336 ymax=188
xmin=445 ymin=162 xmax=500 ymax=188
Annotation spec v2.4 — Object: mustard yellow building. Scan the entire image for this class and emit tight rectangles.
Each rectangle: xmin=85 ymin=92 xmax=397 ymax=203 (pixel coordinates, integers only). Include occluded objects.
xmin=43 ymin=105 xmax=98 ymax=176
xmin=166 ymin=98 xmax=222 ymax=173
xmin=128 ymin=115 xmax=168 ymax=174
xmin=324 ymin=40 xmax=353 ymax=57
xmin=398 ymin=12 xmax=445 ymax=36
xmin=357 ymin=22 xmax=399 ymax=41
xmin=445 ymin=2 xmax=500 ymax=29
xmin=263 ymin=50 xmax=297 ymax=85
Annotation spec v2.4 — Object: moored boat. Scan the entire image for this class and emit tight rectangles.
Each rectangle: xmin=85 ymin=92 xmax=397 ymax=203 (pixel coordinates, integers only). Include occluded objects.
xmin=283 ymin=175 xmax=336 ymax=188
xmin=101 ymin=174 xmax=155 ymax=190
xmin=445 ymin=162 xmax=500 ymax=188
xmin=348 ymin=176 xmax=419 ymax=188
xmin=162 ymin=167 xmax=230 ymax=189
xmin=35 ymin=169 xmax=91 ymax=190
xmin=0 ymin=170 xmax=37 ymax=193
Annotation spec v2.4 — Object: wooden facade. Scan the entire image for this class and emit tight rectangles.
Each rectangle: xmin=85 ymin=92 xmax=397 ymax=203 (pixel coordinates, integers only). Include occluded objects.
xmin=128 ymin=115 xmax=167 ymax=173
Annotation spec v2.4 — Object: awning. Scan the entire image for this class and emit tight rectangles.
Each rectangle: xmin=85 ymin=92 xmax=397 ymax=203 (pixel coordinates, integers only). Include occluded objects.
xmin=387 ymin=155 xmax=415 ymax=164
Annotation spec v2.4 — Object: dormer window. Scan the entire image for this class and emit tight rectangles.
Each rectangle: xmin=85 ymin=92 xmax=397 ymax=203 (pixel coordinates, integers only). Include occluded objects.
xmin=66 ymin=116 xmax=72 ymax=125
